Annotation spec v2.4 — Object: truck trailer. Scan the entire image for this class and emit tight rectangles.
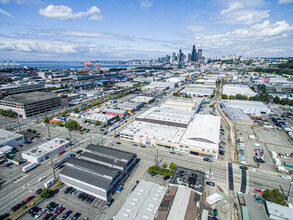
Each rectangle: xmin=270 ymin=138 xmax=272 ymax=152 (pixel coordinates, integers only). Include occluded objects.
xmin=22 ymin=162 xmax=39 ymax=173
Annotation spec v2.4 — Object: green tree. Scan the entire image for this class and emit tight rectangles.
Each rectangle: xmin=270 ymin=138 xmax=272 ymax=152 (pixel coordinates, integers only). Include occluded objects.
xmin=273 ymin=96 xmax=280 ymax=104
xmin=162 ymin=162 xmax=168 ymax=168
xmin=221 ymin=94 xmax=228 ymax=99
xmin=43 ymin=117 xmax=50 ymax=124
xmin=32 ymin=130 xmax=37 ymax=134
xmin=263 ymin=189 xmax=287 ymax=206
xmin=40 ymin=188 xmax=51 ymax=198
xmin=94 ymin=120 xmax=101 ymax=125
xmin=54 ymin=121 xmax=63 ymax=126
xmin=235 ymin=94 xmax=242 ymax=100
xmin=64 ymin=120 xmax=80 ymax=130
xmin=27 ymin=128 xmax=32 ymax=133
xmin=280 ymin=98 xmax=289 ymax=105
xmin=229 ymin=95 xmax=235 ymax=99
xmin=169 ymin=162 xmax=177 ymax=170
xmin=73 ymin=107 xmax=79 ymax=113
xmin=249 ymin=96 xmax=255 ymax=101
xmin=240 ymin=95 xmax=248 ymax=100
xmin=61 ymin=110 xmax=68 ymax=117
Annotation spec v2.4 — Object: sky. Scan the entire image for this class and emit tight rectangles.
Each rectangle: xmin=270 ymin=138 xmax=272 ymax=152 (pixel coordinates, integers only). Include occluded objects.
xmin=0 ymin=0 xmax=292 ymax=61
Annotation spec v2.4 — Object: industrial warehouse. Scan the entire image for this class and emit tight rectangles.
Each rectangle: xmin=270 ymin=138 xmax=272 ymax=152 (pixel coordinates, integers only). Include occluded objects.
xmin=59 ymin=144 xmax=137 ymax=201
xmin=120 ymin=100 xmax=221 ymax=159
xmin=0 ymin=128 xmax=24 ymax=148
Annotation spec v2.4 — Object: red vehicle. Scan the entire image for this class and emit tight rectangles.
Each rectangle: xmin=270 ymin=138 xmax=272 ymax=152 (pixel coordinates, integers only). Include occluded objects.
xmin=58 ymin=150 xmax=65 ymax=155
xmin=55 ymin=207 xmax=65 ymax=215
xmin=24 ymin=196 xmax=35 ymax=203
xmin=254 ymin=188 xmax=263 ymax=193
xmin=18 ymin=145 xmax=23 ymax=147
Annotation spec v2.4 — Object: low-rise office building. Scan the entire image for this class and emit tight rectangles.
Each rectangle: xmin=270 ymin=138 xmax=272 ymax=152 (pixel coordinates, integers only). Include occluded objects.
xmin=59 ymin=144 xmax=137 ymax=201
xmin=84 ymin=113 xmax=117 ymax=125
xmin=21 ymin=138 xmax=70 ymax=164
xmin=114 ymin=180 xmax=167 ymax=220
xmin=0 ymin=129 xmax=24 ymax=148
xmin=0 ymin=92 xmax=66 ymax=119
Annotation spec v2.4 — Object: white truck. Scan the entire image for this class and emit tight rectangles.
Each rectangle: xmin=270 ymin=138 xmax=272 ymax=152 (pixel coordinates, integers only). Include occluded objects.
xmin=44 ymin=178 xmax=56 ymax=188
xmin=22 ymin=162 xmax=39 ymax=173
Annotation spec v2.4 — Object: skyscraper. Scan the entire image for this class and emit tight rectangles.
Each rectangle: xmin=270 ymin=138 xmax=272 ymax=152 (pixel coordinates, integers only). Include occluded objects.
xmin=187 ymin=53 xmax=191 ymax=62
xmin=178 ymin=49 xmax=183 ymax=62
xmin=197 ymin=49 xmax=202 ymax=61
xmin=191 ymin=45 xmax=197 ymax=62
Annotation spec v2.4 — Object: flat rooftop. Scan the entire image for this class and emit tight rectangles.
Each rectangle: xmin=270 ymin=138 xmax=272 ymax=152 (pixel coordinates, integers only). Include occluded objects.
xmin=1 ymin=92 xmax=60 ymax=104
xmin=136 ymin=107 xmax=193 ymax=127
xmin=80 ymin=151 xmax=128 ymax=169
xmin=169 ymin=166 xmax=205 ymax=193
xmin=114 ymin=180 xmax=167 ymax=220
xmin=102 ymin=108 xmax=127 ymax=114
xmin=180 ymin=87 xmax=215 ymax=96
xmin=122 ymin=121 xmax=185 ymax=144
xmin=60 ymin=165 xmax=113 ymax=190
xmin=0 ymin=129 xmax=23 ymax=146
xmin=179 ymin=114 xmax=221 ymax=151
xmin=222 ymin=84 xmax=257 ymax=97
xmin=85 ymin=144 xmax=136 ymax=163
xmin=67 ymin=157 xmax=121 ymax=180
xmin=161 ymin=98 xmax=203 ymax=111
xmin=228 ymin=107 xmax=252 ymax=120
xmin=21 ymin=138 xmax=70 ymax=158
xmin=85 ymin=113 xmax=116 ymax=122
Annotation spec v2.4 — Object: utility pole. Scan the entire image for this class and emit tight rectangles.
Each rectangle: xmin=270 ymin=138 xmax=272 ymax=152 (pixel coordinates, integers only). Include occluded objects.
xmin=47 ymin=125 xmax=51 ymax=140
xmin=16 ymin=114 xmax=21 ymax=132
xmin=287 ymin=181 xmax=293 ymax=202
xmin=155 ymin=149 xmax=158 ymax=166
xmin=50 ymin=157 xmax=57 ymax=180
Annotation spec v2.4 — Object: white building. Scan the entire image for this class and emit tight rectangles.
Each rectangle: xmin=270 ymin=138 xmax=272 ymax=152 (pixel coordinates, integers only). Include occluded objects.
xmin=84 ymin=113 xmax=117 ymax=124
xmin=21 ymin=138 xmax=70 ymax=164
xmin=130 ymin=96 xmax=154 ymax=103
xmin=121 ymin=113 xmax=221 ymax=159
xmin=222 ymin=84 xmax=257 ymax=97
xmin=179 ymin=85 xmax=215 ymax=98
xmin=161 ymin=98 xmax=203 ymax=112
xmin=221 ymin=100 xmax=271 ymax=115
xmin=114 ymin=180 xmax=167 ymax=220
xmin=0 ymin=129 xmax=24 ymax=148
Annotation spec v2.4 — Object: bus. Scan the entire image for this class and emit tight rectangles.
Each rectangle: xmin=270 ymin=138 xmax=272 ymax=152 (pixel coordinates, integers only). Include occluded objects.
xmin=53 ymin=156 xmax=69 ymax=169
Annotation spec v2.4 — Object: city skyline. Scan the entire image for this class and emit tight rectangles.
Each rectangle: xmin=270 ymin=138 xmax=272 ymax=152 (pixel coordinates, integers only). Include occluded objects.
xmin=0 ymin=0 xmax=292 ymax=61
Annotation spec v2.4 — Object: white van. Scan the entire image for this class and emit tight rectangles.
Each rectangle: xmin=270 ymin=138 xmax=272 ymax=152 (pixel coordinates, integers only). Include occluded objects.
xmin=240 ymin=161 xmax=249 ymax=165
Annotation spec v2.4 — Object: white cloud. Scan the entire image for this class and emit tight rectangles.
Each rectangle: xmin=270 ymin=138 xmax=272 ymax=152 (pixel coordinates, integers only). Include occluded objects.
xmin=187 ymin=25 xmax=203 ymax=32
xmin=0 ymin=7 xmax=14 ymax=18
xmin=140 ymin=0 xmax=152 ymax=9
xmin=39 ymin=5 xmax=103 ymax=21
xmin=278 ymin=0 xmax=293 ymax=3
xmin=220 ymin=0 xmax=269 ymax=25
xmin=62 ymin=31 xmax=119 ymax=40
xmin=0 ymin=0 xmax=10 ymax=4
xmin=221 ymin=2 xmax=243 ymax=14
xmin=0 ymin=0 xmax=41 ymax=4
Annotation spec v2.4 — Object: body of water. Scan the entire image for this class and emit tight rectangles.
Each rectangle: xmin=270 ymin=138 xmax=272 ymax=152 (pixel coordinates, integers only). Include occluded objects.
xmin=15 ymin=61 xmax=137 ymax=70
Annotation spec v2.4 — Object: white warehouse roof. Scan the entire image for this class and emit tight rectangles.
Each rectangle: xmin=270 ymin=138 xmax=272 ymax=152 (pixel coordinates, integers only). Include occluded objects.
xmin=179 ymin=115 xmax=221 ymax=151
xmin=114 ymin=180 xmax=167 ymax=220
xmin=221 ymin=100 xmax=271 ymax=114
xmin=0 ymin=129 xmax=23 ymax=147
xmin=222 ymin=84 xmax=257 ymax=97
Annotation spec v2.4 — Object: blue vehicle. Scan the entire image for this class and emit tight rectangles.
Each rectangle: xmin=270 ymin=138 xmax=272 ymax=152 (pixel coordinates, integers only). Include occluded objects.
xmin=61 ymin=210 xmax=72 ymax=220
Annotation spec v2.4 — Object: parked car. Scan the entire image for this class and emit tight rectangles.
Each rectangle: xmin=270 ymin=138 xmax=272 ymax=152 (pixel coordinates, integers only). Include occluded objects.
xmin=254 ymin=188 xmax=263 ymax=193
xmin=140 ymin=145 xmax=146 ymax=148
xmin=163 ymin=176 xmax=170 ymax=180
xmin=25 ymin=196 xmax=35 ymax=203
xmin=61 ymin=210 xmax=72 ymax=220
xmin=133 ymin=144 xmax=138 ymax=146
xmin=170 ymin=151 xmax=176 ymax=155
xmin=58 ymin=150 xmax=65 ymax=155
xmin=0 ymin=213 xmax=10 ymax=220
xmin=34 ymin=208 xmax=45 ymax=219
xmin=36 ymin=188 xmax=43 ymax=195
xmin=71 ymin=212 xmax=81 ymax=220
xmin=116 ymin=142 xmax=121 ymax=144
xmin=206 ymin=181 xmax=215 ymax=186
